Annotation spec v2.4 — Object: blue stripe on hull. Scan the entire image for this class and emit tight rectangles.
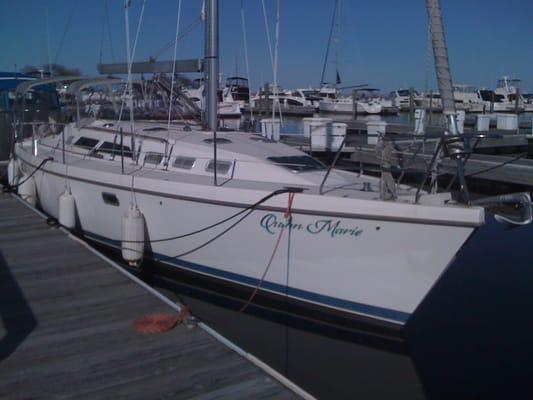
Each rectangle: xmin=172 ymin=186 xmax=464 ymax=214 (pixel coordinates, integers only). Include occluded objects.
xmin=86 ymin=231 xmax=410 ymax=324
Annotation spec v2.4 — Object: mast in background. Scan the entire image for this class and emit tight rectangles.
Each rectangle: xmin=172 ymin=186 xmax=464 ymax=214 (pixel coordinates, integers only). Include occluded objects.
xmin=425 ymin=0 xmax=458 ymax=135
xmin=204 ymin=0 xmax=219 ymax=131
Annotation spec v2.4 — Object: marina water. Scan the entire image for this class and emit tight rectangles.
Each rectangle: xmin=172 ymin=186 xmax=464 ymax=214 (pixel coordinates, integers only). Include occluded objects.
xmin=115 ymin=211 xmax=533 ymax=399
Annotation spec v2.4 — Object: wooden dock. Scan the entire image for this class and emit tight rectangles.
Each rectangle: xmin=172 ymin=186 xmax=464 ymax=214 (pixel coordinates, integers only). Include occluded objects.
xmin=0 ymin=193 xmax=307 ymax=399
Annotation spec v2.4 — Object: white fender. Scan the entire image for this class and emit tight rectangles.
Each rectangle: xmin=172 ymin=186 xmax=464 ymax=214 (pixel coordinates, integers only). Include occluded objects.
xmin=18 ymin=174 xmax=37 ymax=207
xmin=7 ymin=157 xmax=20 ymax=186
xmin=122 ymin=203 xmax=145 ymax=266
xmin=58 ymin=188 xmax=77 ymax=229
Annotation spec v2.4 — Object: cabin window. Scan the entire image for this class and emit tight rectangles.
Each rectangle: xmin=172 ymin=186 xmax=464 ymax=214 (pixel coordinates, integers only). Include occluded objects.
xmin=267 ymin=156 xmax=326 ymax=173
xmin=74 ymin=137 xmax=99 ymax=150
xmin=144 ymin=152 xmax=164 ymax=165
xmin=98 ymin=141 xmax=133 ymax=158
xmin=206 ymin=160 xmax=232 ymax=175
xmin=173 ymin=156 xmax=196 ymax=170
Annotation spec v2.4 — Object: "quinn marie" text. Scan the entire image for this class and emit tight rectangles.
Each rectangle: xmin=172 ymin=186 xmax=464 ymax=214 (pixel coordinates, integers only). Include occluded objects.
xmin=260 ymin=214 xmax=363 ymax=239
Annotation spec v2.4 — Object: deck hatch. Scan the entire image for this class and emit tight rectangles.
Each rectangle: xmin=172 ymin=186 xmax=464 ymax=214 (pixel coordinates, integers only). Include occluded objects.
xmin=173 ymin=156 xmax=196 ymax=170
xmin=74 ymin=137 xmax=99 ymax=150
xmin=206 ymin=160 xmax=232 ymax=174
xmin=98 ymin=141 xmax=133 ymax=158
xmin=144 ymin=152 xmax=164 ymax=165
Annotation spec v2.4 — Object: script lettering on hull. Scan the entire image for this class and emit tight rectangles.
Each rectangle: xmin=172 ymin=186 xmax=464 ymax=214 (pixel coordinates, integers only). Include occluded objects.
xmin=260 ymin=213 xmax=363 ymax=239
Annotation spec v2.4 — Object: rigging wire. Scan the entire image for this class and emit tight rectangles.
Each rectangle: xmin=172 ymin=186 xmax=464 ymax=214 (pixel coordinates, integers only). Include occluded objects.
xmin=151 ymin=17 xmax=203 ymax=61
xmin=260 ymin=0 xmax=275 ymax=74
xmin=334 ymin=0 xmax=341 ymax=88
xmin=260 ymin=0 xmax=281 ymax=122
xmin=272 ymin=0 xmax=282 ymax=123
xmin=45 ymin=8 xmax=52 ymax=75
xmin=424 ymin=20 xmax=432 ymax=95
xmin=320 ymin=0 xmax=339 ymax=87
xmin=99 ymin=6 xmax=106 ymax=65
xmin=117 ymin=0 xmax=147 ymax=136
xmin=166 ymin=0 xmax=183 ymax=147
xmin=105 ymin=0 xmax=116 ymax=62
xmin=240 ymin=0 xmax=254 ymax=121
xmin=54 ymin=4 xmax=77 ymax=65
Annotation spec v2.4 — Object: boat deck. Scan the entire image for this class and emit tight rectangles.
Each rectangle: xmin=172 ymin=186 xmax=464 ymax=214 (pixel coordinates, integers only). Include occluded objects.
xmin=0 ymin=192 xmax=304 ymax=399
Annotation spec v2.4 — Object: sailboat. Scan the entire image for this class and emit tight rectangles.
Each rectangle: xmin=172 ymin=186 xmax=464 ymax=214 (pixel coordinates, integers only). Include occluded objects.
xmin=9 ymin=0 xmax=531 ymax=336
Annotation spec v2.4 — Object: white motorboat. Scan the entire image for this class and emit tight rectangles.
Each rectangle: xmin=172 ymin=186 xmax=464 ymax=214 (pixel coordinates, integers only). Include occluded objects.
xmin=494 ymin=76 xmax=530 ymax=112
xmin=222 ymin=76 xmax=250 ymax=111
xmin=251 ymin=86 xmax=314 ymax=108
xmin=390 ymin=89 xmax=420 ymax=112
xmin=9 ymin=0 xmax=532 ymax=337
xmin=319 ymin=88 xmax=398 ymax=115
xmin=416 ymin=87 xmax=486 ymax=113
xmin=478 ymin=89 xmax=524 ymax=113
xmin=453 ymin=85 xmax=486 ymax=113
xmin=184 ymin=79 xmax=241 ymax=118
xmin=319 ymin=96 xmax=380 ymax=114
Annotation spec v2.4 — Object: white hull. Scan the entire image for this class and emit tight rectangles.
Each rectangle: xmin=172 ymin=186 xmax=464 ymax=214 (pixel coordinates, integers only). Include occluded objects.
xmin=217 ymin=102 xmax=242 ymax=117
xmin=17 ymin=141 xmax=479 ymax=326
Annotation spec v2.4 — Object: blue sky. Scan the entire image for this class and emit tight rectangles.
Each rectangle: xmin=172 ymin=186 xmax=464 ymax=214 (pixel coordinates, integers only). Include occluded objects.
xmin=1 ymin=0 xmax=531 ymax=93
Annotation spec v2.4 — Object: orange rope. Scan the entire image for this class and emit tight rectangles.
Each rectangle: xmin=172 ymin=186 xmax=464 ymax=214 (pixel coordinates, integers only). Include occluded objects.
xmin=239 ymin=192 xmax=296 ymax=313
xmin=284 ymin=191 xmax=296 ymax=218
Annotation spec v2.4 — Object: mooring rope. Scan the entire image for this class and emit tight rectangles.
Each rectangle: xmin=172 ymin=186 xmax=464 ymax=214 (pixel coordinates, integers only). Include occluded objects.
xmin=239 ymin=191 xmax=296 ymax=312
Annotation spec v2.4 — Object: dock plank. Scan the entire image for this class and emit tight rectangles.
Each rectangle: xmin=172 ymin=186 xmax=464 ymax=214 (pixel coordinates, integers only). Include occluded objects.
xmin=0 ymin=193 xmax=302 ymax=400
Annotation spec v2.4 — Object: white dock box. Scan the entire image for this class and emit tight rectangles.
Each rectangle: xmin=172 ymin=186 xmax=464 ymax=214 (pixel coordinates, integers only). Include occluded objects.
xmin=303 ymin=117 xmax=332 ymax=138
xmin=260 ymin=118 xmax=281 ymax=141
xmin=476 ymin=114 xmax=491 ymax=131
xmin=329 ymin=122 xmax=347 ymax=151
xmin=496 ymin=114 xmax=518 ymax=131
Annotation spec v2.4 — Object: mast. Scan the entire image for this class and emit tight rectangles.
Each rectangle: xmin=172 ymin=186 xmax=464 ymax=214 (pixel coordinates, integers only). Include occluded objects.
xmin=204 ymin=0 xmax=219 ymax=131
xmin=426 ymin=0 xmax=470 ymax=203
xmin=320 ymin=0 xmax=339 ymax=87
xmin=124 ymin=0 xmax=136 ymax=158
xmin=425 ymin=0 xmax=458 ymax=134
